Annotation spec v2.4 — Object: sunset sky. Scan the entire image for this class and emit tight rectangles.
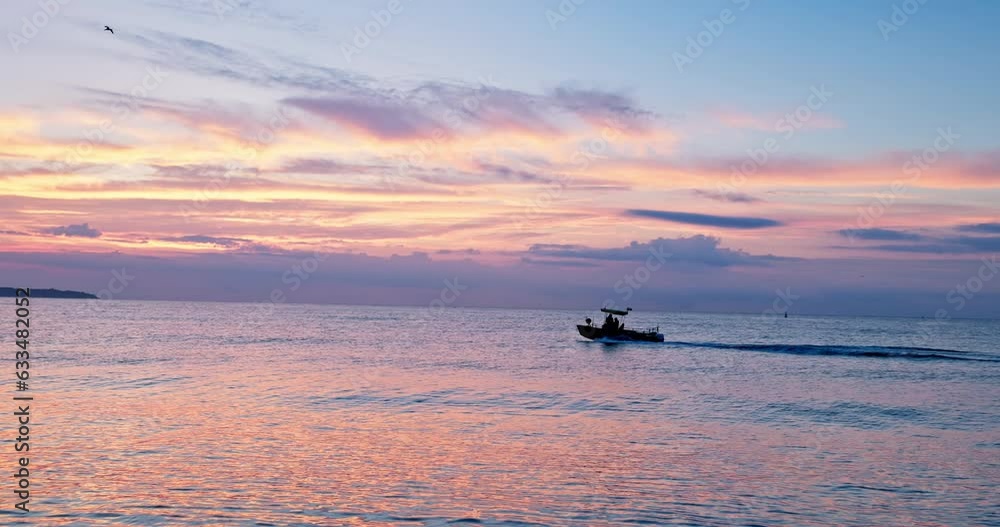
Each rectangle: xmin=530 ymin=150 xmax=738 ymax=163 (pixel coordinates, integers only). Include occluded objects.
xmin=2 ymin=0 xmax=999 ymax=317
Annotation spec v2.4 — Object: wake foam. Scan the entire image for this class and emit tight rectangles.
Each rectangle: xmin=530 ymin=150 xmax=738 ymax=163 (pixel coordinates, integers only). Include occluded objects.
xmin=661 ymin=341 xmax=998 ymax=362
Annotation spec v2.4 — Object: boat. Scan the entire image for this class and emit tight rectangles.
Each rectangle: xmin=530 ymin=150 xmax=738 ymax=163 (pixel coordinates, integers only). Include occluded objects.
xmin=577 ymin=307 xmax=664 ymax=342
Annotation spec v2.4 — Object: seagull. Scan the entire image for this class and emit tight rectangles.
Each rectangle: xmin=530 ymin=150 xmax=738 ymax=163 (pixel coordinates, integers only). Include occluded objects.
xmin=104 ymin=25 xmax=114 ymax=34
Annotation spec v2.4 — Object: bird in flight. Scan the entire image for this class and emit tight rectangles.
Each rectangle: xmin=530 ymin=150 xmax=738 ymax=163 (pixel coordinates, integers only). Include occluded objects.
xmin=104 ymin=25 xmax=114 ymax=34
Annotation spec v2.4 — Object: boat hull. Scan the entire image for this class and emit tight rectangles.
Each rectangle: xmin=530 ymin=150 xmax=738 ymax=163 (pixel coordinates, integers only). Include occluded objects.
xmin=577 ymin=325 xmax=664 ymax=342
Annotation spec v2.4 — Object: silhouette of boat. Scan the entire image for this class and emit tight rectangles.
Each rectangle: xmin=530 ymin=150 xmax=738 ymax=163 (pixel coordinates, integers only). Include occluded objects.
xmin=577 ymin=307 xmax=664 ymax=342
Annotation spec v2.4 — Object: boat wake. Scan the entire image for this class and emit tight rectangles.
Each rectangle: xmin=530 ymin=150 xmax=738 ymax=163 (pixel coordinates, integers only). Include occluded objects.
xmin=661 ymin=341 xmax=999 ymax=362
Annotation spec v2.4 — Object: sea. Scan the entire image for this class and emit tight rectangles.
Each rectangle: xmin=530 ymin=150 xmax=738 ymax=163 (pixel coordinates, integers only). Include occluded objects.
xmin=3 ymin=299 xmax=998 ymax=526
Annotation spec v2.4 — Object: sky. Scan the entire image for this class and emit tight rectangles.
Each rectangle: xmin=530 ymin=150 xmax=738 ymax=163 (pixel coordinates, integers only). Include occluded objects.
xmin=2 ymin=0 xmax=999 ymax=317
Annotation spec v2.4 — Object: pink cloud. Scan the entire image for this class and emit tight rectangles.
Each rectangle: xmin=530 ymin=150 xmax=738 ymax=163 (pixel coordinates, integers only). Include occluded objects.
xmin=285 ymin=96 xmax=448 ymax=141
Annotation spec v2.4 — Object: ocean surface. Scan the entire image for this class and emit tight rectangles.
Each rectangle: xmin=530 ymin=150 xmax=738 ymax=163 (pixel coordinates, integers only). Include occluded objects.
xmin=3 ymin=299 xmax=999 ymax=526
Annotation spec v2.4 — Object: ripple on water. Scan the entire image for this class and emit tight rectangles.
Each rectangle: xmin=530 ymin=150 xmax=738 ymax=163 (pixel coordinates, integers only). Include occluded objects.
xmin=16 ymin=301 xmax=998 ymax=527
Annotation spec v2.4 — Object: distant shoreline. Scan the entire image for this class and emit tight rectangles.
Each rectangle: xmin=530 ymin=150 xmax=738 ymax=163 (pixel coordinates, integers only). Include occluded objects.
xmin=0 ymin=287 xmax=97 ymax=299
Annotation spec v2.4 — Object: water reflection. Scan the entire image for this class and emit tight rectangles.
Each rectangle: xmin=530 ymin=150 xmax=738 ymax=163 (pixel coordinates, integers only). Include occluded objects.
xmin=3 ymin=300 xmax=996 ymax=526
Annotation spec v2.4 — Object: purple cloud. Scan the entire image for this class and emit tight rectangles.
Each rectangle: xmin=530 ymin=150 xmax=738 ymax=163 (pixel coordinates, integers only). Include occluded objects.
xmin=626 ymin=209 xmax=783 ymax=229
xmin=43 ymin=223 xmax=102 ymax=238
xmin=3 ymin=245 xmax=999 ymax=318
xmin=957 ymin=222 xmax=1000 ymax=234
xmin=277 ymin=158 xmax=381 ymax=174
xmin=550 ymin=85 xmax=656 ymax=131
xmin=284 ymin=96 xmax=445 ymax=140
xmin=835 ymin=234 xmax=1000 ymax=254
xmin=527 ymin=235 xmax=791 ymax=266
xmin=161 ymin=235 xmax=250 ymax=247
xmin=691 ymin=189 xmax=763 ymax=203
xmin=836 ymin=228 xmax=925 ymax=241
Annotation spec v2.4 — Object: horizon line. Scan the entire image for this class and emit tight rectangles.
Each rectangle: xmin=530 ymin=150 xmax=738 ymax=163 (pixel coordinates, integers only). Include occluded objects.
xmin=22 ymin=295 xmax=1000 ymax=322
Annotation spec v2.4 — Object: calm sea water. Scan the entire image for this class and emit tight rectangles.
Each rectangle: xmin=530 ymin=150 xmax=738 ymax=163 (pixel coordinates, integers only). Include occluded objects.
xmin=3 ymin=300 xmax=998 ymax=526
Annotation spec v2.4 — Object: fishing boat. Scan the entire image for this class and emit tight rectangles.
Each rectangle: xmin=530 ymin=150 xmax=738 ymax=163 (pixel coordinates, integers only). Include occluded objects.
xmin=577 ymin=307 xmax=664 ymax=342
